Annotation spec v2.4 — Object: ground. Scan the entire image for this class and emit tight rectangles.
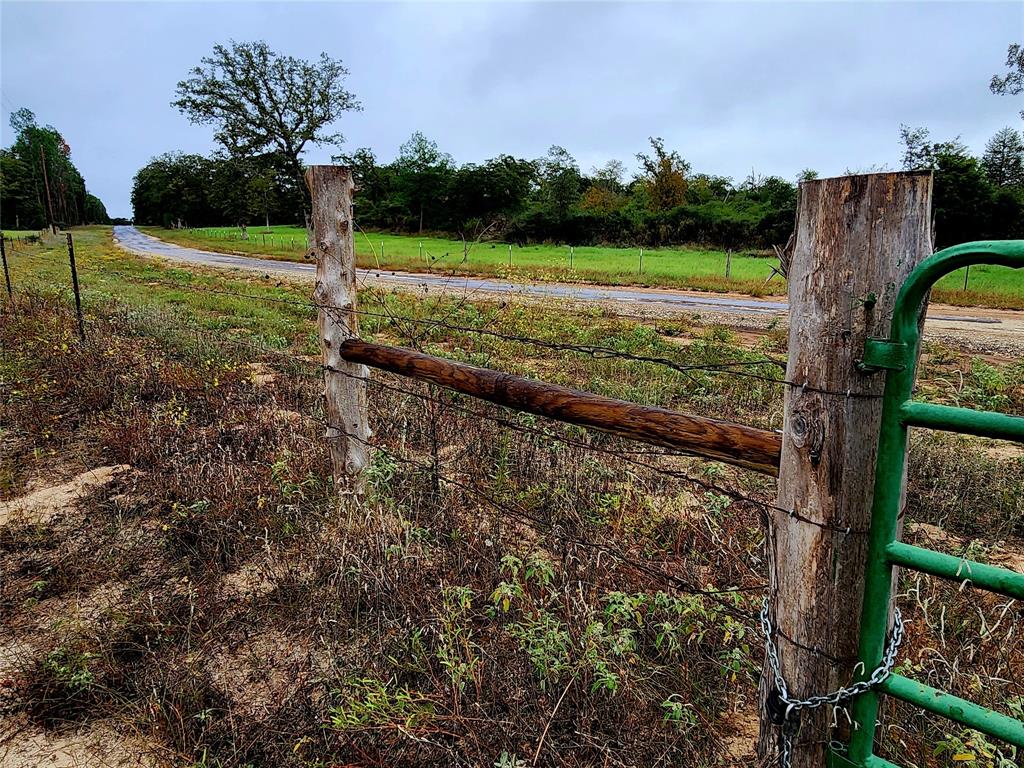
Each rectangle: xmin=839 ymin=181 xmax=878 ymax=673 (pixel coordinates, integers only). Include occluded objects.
xmin=0 ymin=227 xmax=1021 ymax=767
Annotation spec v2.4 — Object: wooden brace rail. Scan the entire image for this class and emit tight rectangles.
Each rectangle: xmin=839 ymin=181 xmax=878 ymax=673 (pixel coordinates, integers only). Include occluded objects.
xmin=339 ymin=338 xmax=782 ymax=476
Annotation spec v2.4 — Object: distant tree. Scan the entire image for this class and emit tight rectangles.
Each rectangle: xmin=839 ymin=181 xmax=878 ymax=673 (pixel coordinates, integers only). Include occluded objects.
xmin=83 ymin=193 xmax=109 ymax=224
xmin=590 ymin=159 xmax=626 ymax=193
xmin=981 ymin=127 xmax=1024 ymax=187
xmin=899 ymin=125 xmax=969 ymax=170
xmin=636 ymin=137 xmax=689 ymax=211
xmin=173 ymin=40 xmax=360 ymax=214
xmin=537 ymin=145 xmax=583 ymax=222
xmin=687 ymin=173 xmax=733 ymax=204
xmin=248 ymin=167 xmax=277 ymax=229
xmin=932 ymin=150 xmax=995 ymax=247
xmin=131 ymin=152 xmax=213 ymax=227
xmin=990 ymin=43 xmax=1023 ymax=120
xmin=9 ymin=107 xmax=37 ymax=135
xmin=447 ymin=155 xmax=536 ymax=231
xmin=395 ymin=132 xmax=454 ymax=233
xmin=580 ymin=185 xmax=623 ymax=216
xmin=1 ymin=107 xmax=100 ymax=230
xmin=797 ymin=168 xmax=819 ymax=182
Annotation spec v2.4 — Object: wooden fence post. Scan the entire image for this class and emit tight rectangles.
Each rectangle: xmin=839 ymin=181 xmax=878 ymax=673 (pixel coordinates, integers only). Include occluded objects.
xmin=758 ymin=172 xmax=933 ymax=767
xmin=66 ymin=233 xmax=85 ymax=342
xmin=1 ymin=234 xmax=11 ymax=299
xmin=306 ymin=165 xmax=370 ymax=494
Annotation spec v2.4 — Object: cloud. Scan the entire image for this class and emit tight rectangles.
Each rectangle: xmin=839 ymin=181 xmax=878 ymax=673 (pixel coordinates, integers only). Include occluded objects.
xmin=2 ymin=1 xmax=1020 ymax=217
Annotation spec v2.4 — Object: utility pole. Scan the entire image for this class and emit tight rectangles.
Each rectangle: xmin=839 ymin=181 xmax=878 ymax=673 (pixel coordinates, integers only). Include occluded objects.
xmin=66 ymin=233 xmax=85 ymax=342
xmin=1 ymin=234 xmax=12 ymax=299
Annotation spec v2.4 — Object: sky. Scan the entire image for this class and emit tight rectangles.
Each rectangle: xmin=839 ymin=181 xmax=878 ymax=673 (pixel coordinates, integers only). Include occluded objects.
xmin=1 ymin=1 xmax=1022 ymax=218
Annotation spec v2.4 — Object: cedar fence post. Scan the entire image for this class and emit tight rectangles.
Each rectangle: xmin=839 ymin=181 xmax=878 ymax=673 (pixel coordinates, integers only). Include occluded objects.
xmin=66 ymin=233 xmax=85 ymax=342
xmin=306 ymin=165 xmax=370 ymax=494
xmin=1 ymin=234 xmax=11 ymax=299
xmin=758 ymin=172 xmax=934 ymax=767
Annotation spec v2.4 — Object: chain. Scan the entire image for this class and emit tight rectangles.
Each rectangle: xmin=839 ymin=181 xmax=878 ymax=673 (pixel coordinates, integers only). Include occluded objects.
xmin=759 ymin=599 xmax=904 ymax=768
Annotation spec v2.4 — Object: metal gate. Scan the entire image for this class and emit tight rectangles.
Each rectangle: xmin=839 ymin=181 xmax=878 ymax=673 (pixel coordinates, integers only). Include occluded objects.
xmin=830 ymin=241 xmax=1024 ymax=767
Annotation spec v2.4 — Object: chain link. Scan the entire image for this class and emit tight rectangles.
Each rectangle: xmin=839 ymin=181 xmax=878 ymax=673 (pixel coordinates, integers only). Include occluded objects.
xmin=759 ymin=599 xmax=904 ymax=768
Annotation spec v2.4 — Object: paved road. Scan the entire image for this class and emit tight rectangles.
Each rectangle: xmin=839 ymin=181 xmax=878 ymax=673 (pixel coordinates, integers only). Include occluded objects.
xmin=113 ymin=226 xmax=998 ymax=324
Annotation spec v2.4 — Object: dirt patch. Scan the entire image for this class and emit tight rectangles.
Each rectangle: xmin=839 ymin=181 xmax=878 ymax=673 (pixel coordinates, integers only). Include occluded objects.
xmin=205 ymin=629 xmax=310 ymax=721
xmin=269 ymin=407 xmax=306 ymax=426
xmin=0 ymin=715 xmax=158 ymax=768
xmin=720 ymin=707 xmax=759 ymax=761
xmin=217 ymin=559 xmax=276 ymax=601
xmin=984 ymin=442 xmax=1024 ymax=461
xmin=907 ymin=521 xmax=1024 ymax=574
xmin=247 ymin=362 xmax=277 ymax=387
xmin=0 ymin=466 xmax=131 ymax=526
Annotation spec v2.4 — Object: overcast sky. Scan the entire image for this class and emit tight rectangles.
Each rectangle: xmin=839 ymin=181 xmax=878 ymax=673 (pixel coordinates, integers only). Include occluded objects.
xmin=2 ymin=1 xmax=1022 ymax=218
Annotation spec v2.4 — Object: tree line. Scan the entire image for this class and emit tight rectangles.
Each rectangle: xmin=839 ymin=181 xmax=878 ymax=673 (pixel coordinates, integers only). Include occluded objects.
xmin=130 ymin=39 xmax=1024 ymax=251
xmin=1 ymin=108 xmax=110 ymax=231
xmin=132 ymin=134 xmax=803 ymax=248
xmin=132 ymin=125 xmax=1024 ymax=250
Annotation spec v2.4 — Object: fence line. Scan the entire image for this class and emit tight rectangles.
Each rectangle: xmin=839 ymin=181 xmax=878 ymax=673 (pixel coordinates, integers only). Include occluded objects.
xmin=335 ymin=338 xmax=782 ymax=475
xmin=197 ymin=330 xmax=860 ymax=537
xmin=98 ymin=271 xmax=844 ymax=394
xmin=5 ymin=170 xmax=959 ymax=767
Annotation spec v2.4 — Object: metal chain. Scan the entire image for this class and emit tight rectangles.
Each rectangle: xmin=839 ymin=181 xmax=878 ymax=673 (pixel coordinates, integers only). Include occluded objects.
xmin=759 ymin=599 xmax=904 ymax=768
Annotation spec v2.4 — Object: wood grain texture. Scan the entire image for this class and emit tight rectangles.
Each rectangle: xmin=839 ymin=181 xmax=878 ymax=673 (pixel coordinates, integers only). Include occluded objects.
xmin=306 ymin=166 xmax=370 ymax=493
xmin=340 ymin=338 xmax=783 ymax=475
xmin=758 ymin=172 xmax=933 ymax=767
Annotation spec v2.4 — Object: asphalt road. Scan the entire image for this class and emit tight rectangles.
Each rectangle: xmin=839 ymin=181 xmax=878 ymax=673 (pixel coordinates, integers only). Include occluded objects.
xmin=113 ymin=225 xmax=1000 ymax=324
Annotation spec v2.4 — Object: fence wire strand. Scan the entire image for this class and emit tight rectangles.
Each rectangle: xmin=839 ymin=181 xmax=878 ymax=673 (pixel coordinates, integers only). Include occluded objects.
xmin=101 ymin=269 xmax=883 ymax=400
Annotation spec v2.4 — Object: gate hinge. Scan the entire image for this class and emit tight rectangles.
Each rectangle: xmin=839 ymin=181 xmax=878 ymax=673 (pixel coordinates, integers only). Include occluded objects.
xmin=857 ymin=338 xmax=909 ymax=372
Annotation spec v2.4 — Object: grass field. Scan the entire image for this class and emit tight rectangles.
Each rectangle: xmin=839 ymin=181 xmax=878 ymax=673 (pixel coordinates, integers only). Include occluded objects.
xmin=141 ymin=225 xmax=1024 ymax=310
xmin=2 ymin=226 xmax=1021 ymax=766
xmin=2 ymin=229 xmax=49 ymax=240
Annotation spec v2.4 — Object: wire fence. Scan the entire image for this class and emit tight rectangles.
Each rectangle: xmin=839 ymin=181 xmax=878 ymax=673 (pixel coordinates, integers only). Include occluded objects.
xmin=1 ymin=227 xmax=982 ymax=766
xmin=2 ymin=235 xmax=872 ymax=542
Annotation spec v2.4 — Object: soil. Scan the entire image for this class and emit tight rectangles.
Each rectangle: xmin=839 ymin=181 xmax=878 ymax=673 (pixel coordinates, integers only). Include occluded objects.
xmin=0 ymin=465 xmax=154 ymax=768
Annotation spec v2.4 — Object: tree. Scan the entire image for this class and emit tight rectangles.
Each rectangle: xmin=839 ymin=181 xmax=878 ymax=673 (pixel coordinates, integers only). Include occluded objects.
xmin=797 ymin=168 xmax=819 ymax=182
xmin=1 ymin=107 xmax=103 ymax=230
xmin=537 ymin=145 xmax=582 ymax=222
xmin=173 ymin=40 xmax=360 ymax=214
xmin=990 ymin=43 xmax=1023 ymax=120
xmin=131 ymin=153 xmax=214 ymax=227
xmin=899 ymin=124 xmax=969 ymax=170
xmin=83 ymin=194 xmax=109 ymax=224
xmin=636 ymin=137 xmax=689 ymax=211
xmin=981 ymin=126 xmax=1024 ymax=187
xmin=932 ymin=150 xmax=994 ymax=247
xmin=394 ymin=132 xmax=454 ymax=233
xmin=591 ymin=160 xmax=626 ymax=193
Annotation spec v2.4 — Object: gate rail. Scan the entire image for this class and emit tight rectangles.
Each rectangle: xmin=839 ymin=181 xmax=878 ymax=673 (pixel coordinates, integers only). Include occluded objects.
xmin=835 ymin=241 xmax=1024 ymax=768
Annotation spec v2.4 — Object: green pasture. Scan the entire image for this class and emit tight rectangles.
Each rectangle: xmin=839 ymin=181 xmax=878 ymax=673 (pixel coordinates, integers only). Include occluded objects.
xmin=142 ymin=225 xmax=1024 ymax=310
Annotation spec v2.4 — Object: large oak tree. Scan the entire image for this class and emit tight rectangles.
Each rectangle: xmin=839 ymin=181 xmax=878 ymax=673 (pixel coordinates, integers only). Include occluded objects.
xmin=173 ymin=40 xmax=360 ymax=217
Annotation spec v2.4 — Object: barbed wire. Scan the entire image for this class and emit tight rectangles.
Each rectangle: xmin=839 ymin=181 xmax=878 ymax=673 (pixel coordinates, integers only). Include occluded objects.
xmin=328 ymin=422 xmax=766 ymax=619
xmin=186 ymin=329 xmax=867 ymax=537
xmin=100 ymin=269 xmax=881 ymax=400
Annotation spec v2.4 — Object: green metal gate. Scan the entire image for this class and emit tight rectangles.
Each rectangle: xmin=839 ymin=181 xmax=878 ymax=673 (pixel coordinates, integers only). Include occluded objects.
xmin=829 ymin=241 xmax=1024 ymax=768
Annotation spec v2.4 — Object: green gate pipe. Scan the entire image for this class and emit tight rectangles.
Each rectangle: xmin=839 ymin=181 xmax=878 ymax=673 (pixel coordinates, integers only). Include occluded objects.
xmin=879 ymin=675 xmax=1024 ymax=748
xmin=900 ymin=401 xmax=1024 ymax=441
xmin=885 ymin=541 xmax=1024 ymax=601
xmin=843 ymin=240 xmax=1024 ymax=767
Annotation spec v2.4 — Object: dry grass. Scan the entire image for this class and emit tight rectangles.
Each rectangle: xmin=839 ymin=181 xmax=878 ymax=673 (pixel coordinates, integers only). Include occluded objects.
xmin=0 ymin=265 xmax=1021 ymax=767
